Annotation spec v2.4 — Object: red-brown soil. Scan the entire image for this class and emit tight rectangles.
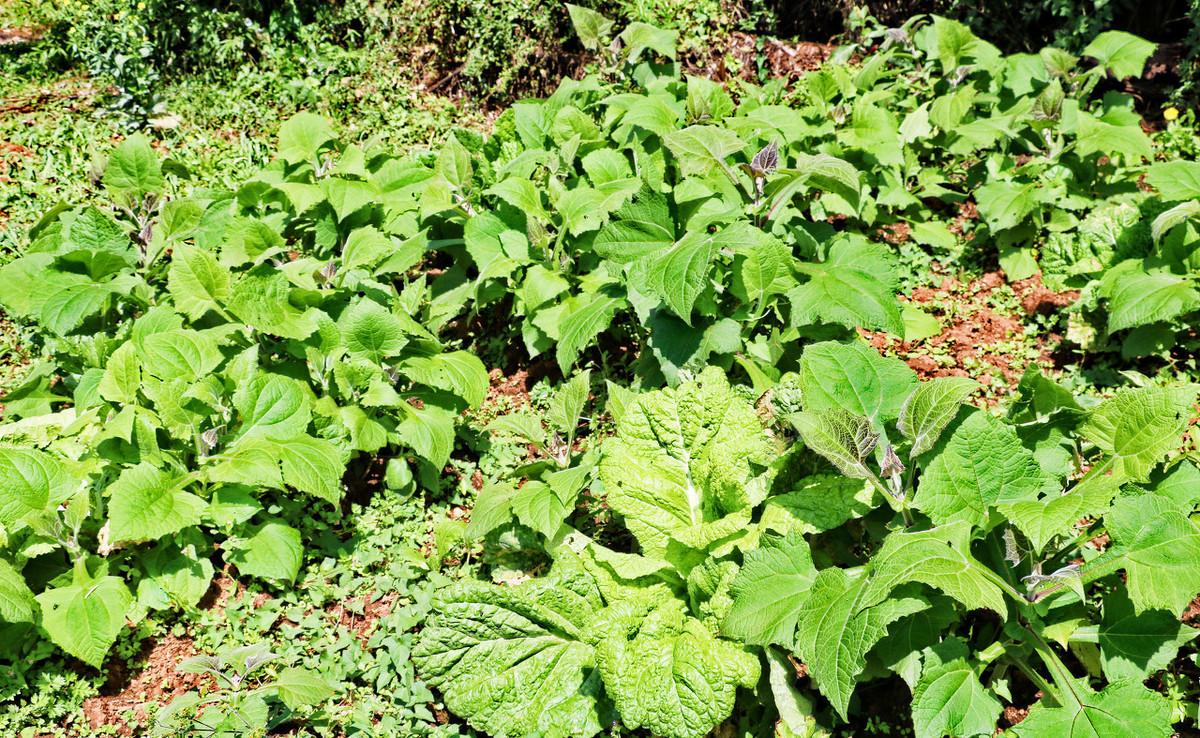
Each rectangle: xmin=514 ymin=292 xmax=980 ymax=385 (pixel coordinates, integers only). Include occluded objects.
xmin=861 ymin=269 xmax=1078 ymax=402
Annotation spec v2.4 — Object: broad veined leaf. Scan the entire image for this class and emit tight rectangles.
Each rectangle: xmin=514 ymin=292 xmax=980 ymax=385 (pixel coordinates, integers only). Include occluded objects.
xmin=565 ymin=3 xmax=614 ymax=50
xmin=226 ymin=520 xmax=303 ymax=583
xmin=760 ymin=474 xmax=875 ymax=535
xmin=790 ymin=239 xmax=903 ymax=335
xmin=618 ymin=21 xmax=676 ymax=62
xmin=724 ymin=532 xmax=816 ymax=649
xmin=1080 ymin=385 xmax=1197 ymax=482
xmin=795 ymin=570 xmax=929 ymax=719
xmin=36 ymin=574 xmax=132 ymax=667
xmin=0 ymin=447 xmax=75 ymax=526
xmin=275 ymin=435 xmax=344 ymax=504
xmin=399 ymin=350 xmax=488 ymax=407
xmin=235 ymin=374 xmax=312 ymax=441
xmin=0 ymin=560 xmax=36 ymax=624
xmin=1011 ymin=679 xmax=1171 ymax=738
xmin=140 ymin=535 xmax=214 ymax=610
xmin=627 ymin=229 xmax=720 ymax=323
xmin=272 ymin=667 xmax=335 ymax=710
xmin=865 ymin=522 xmax=1007 ymax=616
xmin=1082 ymin=31 xmax=1156 ymax=79
xmin=397 ymin=400 xmax=456 ymax=469
xmin=764 ymin=154 xmax=862 ymax=218
xmin=1100 ymin=263 xmax=1200 ymax=332
xmin=663 ymin=125 xmax=745 ymax=179
xmin=799 ymin=340 xmax=917 ymax=427
xmin=104 ymin=133 xmax=164 ymax=200
xmin=597 ymin=367 xmax=774 ymax=558
xmin=915 ymin=410 xmax=1058 ymax=527
xmin=898 ymin=377 xmax=979 ymax=458
xmin=167 ymin=245 xmax=232 ymax=321
xmin=1001 ymin=474 xmax=1119 ymax=554
xmin=1095 ymin=496 xmax=1200 ymax=614
xmin=555 ymin=287 xmax=623 ymax=373
xmin=106 ymin=463 xmax=206 ymax=543
xmin=1098 ymin=587 xmax=1197 ymax=680
xmin=976 ymin=180 xmax=1037 ymax=232
xmin=593 ymin=186 xmax=673 ymax=263
xmin=228 ymin=271 xmax=319 ymax=340
xmin=911 ymin=640 xmax=1001 ymax=738
xmin=98 ymin=341 xmax=141 ymax=405
xmin=593 ymin=593 xmax=759 ymax=738
xmin=1150 ymin=200 xmax=1200 ymax=242
xmin=138 ymin=329 xmax=223 ymax=381
xmin=1075 ymin=110 xmax=1152 ymax=161
xmin=1145 ymin=160 xmax=1200 ymax=201
xmin=277 ymin=112 xmax=336 ymax=164
xmin=40 ymin=282 xmax=114 ymax=335
xmin=413 ymin=558 xmax=611 ymax=738
xmin=789 ymin=409 xmax=879 ymax=481
xmin=339 ymin=299 xmax=408 ymax=364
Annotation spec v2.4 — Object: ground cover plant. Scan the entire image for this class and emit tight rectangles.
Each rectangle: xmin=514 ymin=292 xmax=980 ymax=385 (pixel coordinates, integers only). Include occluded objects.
xmin=2 ymin=2 xmax=1200 ymax=737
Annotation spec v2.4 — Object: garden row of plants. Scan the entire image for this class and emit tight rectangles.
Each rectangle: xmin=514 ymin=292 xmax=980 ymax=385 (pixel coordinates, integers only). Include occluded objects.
xmin=2 ymin=8 xmax=1200 ymax=736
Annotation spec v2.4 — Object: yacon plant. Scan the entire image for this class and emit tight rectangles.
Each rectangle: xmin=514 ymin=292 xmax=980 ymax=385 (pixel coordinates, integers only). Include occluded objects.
xmin=0 ymin=125 xmax=487 ymax=666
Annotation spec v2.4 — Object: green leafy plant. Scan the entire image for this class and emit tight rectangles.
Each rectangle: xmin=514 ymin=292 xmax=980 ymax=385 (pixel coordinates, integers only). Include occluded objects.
xmin=412 ymin=8 xmax=897 ymax=388
xmin=415 ymin=368 xmax=778 ymax=738
xmin=418 ymin=343 xmax=1200 ymax=737
xmin=0 ymin=121 xmax=487 ymax=665
xmin=152 ymin=643 xmax=333 ymax=736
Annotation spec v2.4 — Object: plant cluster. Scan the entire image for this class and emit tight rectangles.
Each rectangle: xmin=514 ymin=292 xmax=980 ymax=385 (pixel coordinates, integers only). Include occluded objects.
xmin=419 ymin=347 xmax=1200 ymax=738
xmin=3 ymin=5 xmax=1200 ymax=737
xmin=0 ymin=122 xmax=489 ymax=671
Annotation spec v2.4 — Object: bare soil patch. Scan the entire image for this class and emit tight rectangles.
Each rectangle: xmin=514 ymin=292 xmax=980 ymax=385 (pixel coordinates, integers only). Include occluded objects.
xmin=82 ymin=635 xmax=207 ymax=736
xmin=862 ymin=269 xmax=1076 ymax=402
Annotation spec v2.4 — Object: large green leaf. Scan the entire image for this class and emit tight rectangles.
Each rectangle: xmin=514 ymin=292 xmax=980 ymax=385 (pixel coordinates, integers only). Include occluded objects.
xmin=915 ymin=410 xmax=1057 ymax=527
xmin=789 ymin=409 xmax=879 ymax=481
xmin=790 ymin=240 xmax=903 ymax=335
xmin=976 ymin=180 xmax=1037 ymax=232
xmin=234 ymin=374 xmax=312 ymax=441
xmin=413 ymin=559 xmax=611 ymax=738
xmin=0 ymin=447 xmax=75 ymax=526
xmin=1097 ymin=496 xmax=1200 ymax=614
xmin=593 ymin=594 xmax=759 ymax=738
xmin=340 ymin=299 xmax=408 ymax=364
xmin=799 ymin=340 xmax=917 ymax=428
xmin=1100 ymin=265 xmax=1200 ymax=332
xmin=724 ymin=532 xmax=816 ymax=649
xmin=795 ymin=570 xmax=928 ymax=719
xmin=597 ymin=367 xmax=774 ymax=558
xmin=278 ymin=112 xmax=336 ymax=164
xmin=106 ymin=463 xmax=206 ymax=543
xmin=627 ymin=229 xmax=718 ymax=323
xmin=911 ymin=640 xmax=1001 ymax=738
xmin=663 ymin=125 xmax=744 ymax=178
xmin=898 ymin=377 xmax=979 ymax=458
xmin=1082 ymin=31 xmax=1156 ymax=78
xmin=865 ymin=523 xmax=1007 ymax=616
xmin=167 ymin=245 xmax=232 ymax=321
xmin=226 ymin=520 xmax=303 ymax=583
xmin=399 ymin=350 xmax=489 ymax=407
xmin=1080 ymin=385 xmax=1197 ymax=482
xmin=1098 ymin=587 xmax=1197 ymax=680
xmin=36 ymin=574 xmax=132 ymax=668
xmin=1011 ymin=679 xmax=1171 ymax=738
xmin=104 ymin=133 xmax=164 ymax=200
xmin=0 ymin=560 xmax=35 ymax=624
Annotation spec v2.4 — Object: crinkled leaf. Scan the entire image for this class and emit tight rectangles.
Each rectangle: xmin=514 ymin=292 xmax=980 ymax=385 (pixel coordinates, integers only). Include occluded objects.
xmin=598 ymin=367 xmax=773 ymax=558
